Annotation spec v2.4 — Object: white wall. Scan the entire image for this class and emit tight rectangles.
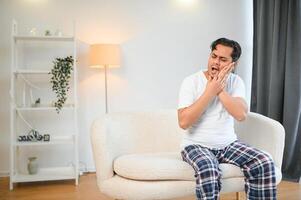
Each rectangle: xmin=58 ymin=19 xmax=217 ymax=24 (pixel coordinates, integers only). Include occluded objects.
xmin=0 ymin=0 xmax=253 ymax=174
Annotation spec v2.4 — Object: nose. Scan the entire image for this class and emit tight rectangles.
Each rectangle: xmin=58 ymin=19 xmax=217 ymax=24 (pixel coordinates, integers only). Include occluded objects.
xmin=213 ymin=58 xmax=220 ymax=65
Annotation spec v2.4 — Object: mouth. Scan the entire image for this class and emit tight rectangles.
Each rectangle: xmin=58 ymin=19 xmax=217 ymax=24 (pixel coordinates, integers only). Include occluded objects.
xmin=211 ymin=66 xmax=219 ymax=74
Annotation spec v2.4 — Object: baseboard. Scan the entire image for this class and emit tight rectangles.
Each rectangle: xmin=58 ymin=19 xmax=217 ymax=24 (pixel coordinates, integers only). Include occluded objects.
xmin=86 ymin=167 xmax=96 ymax=173
xmin=79 ymin=167 xmax=95 ymax=175
xmin=0 ymin=171 xmax=9 ymax=177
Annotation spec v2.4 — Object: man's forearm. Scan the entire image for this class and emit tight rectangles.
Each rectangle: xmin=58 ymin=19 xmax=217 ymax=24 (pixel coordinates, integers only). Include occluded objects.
xmin=218 ymin=91 xmax=248 ymax=121
xmin=178 ymin=91 xmax=215 ymax=129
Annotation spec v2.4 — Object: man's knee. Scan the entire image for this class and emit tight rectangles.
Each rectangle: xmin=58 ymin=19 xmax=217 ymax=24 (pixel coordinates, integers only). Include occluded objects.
xmin=248 ymin=151 xmax=275 ymax=177
xmin=257 ymin=151 xmax=274 ymax=166
xmin=261 ymin=152 xmax=275 ymax=172
xmin=195 ymin=158 xmax=220 ymax=173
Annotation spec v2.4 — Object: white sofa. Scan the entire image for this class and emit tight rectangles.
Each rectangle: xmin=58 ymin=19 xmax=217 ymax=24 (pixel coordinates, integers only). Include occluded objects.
xmin=91 ymin=110 xmax=285 ymax=200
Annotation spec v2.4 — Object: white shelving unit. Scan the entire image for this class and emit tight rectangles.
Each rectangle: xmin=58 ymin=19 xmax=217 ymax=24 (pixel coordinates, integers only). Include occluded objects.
xmin=9 ymin=20 xmax=79 ymax=190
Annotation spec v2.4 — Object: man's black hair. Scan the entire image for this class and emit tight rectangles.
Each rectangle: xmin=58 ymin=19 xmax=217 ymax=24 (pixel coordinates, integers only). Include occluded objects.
xmin=210 ymin=38 xmax=242 ymax=62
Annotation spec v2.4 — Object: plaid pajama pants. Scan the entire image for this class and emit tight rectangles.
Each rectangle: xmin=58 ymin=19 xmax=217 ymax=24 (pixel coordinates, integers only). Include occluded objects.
xmin=181 ymin=140 xmax=276 ymax=200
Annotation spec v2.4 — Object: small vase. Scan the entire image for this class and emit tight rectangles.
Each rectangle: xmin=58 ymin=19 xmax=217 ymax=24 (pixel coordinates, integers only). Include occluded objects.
xmin=27 ymin=157 xmax=38 ymax=175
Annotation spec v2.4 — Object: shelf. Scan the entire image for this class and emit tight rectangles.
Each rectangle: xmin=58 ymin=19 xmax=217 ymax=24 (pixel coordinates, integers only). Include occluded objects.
xmin=13 ymin=167 xmax=76 ymax=183
xmin=13 ymin=70 xmax=51 ymax=74
xmin=16 ymin=106 xmax=75 ymax=111
xmin=15 ymin=136 xmax=74 ymax=146
xmin=14 ymin=35 xmax=74 ymax=42
xmin=10 ymin=20 xmax=79 ymax=190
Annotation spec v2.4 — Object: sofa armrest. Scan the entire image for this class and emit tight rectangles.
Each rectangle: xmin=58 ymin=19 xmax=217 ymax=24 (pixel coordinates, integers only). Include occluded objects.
xmin=234 ymin=112 xmax=285 ymax=169
xmin=91 ymin=117 xmax=115 ymax=183
xmin=91 ymin=115 xmax=140 ymax=183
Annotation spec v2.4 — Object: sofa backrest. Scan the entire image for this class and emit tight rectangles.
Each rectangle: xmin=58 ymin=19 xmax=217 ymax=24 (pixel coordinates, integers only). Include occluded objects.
xmin=103 ymin=110 xmax=284 ymax=168
xmin=104 ymin=110 xmax=185 ymax=153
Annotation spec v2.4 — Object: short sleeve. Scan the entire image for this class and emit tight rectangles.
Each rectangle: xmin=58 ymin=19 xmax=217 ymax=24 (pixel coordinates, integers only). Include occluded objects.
xmin=231 ymin=75 xmax=246 ymax=100
xmin=178 ymin=77 xmax=195 ymax=109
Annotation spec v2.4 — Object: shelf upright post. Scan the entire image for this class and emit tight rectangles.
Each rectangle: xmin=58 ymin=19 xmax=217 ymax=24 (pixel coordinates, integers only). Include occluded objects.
xmin=72 ymin=20 xmax=79 ymax=185
xmin=9 ymin=19 xmax=18 ymax=190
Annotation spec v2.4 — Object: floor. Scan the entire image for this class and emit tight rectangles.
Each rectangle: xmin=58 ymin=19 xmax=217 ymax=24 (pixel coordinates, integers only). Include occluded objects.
xmin=1 ymin=173 xmax=301 ymax=200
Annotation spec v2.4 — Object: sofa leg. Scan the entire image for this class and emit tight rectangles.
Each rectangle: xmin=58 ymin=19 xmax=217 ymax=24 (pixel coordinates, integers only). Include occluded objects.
xmin=236 ymin=192 xmax=247 ymax=200
xmin=236 ymin=192 xmax=240 ymax=200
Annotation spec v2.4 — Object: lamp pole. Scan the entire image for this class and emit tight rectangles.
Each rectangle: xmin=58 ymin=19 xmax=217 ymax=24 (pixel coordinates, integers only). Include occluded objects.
xmin=104 ymin=65 xmax=108 ymax=114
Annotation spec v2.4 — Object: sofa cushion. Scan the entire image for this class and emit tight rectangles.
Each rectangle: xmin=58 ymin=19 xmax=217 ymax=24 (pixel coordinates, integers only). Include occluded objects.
xmin=114 ymin=152 xmax=244 ymax=181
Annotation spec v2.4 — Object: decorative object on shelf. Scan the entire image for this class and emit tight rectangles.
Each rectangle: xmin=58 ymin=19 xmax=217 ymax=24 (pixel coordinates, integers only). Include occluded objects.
xmin=43 ymin=134 xmax=50 ymax=142
xmin=18 ymin=135 xmax=28 ymax=142
xmin=29 ymin=28 xmax=37 ymax=36
xmin=45 ymin=30 xmax=51 ymax=36
xmin=32 ymin=98 xmax=41 ymax=107
xmin=89 ymin=44 xmax=121 ymax=113
xmin=49 ymin=56 xmax=74 ymax=113
xmin=27 ymin=157 xmax=38 ymax=175
xmin=29 ymin=129 xmax=42 ymax=142
xmin=18 ymin=129 xmax=50 ymax=142
xmin=54 ymin=29 xmax=63 ymax=37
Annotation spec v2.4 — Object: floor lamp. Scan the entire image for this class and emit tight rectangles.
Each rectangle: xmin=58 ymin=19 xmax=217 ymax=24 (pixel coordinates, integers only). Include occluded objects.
xmin=89 ymin=44 xmax=121 ymax=113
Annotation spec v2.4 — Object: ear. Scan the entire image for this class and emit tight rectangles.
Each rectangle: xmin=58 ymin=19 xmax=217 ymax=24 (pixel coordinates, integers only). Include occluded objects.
xmin=233 ymin=60 xmax=239 ymax=67
xmin=232 ymin=61 xmax=239 ymax=73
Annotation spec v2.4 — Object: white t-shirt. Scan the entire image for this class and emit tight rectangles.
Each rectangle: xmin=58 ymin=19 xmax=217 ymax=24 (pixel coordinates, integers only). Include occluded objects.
xmin=178 ymin=70 xmax=246 ymax=149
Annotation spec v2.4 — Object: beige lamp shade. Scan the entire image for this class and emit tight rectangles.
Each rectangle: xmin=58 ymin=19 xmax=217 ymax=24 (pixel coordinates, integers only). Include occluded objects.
xmin=89 ymin=44 xmax=121 ymax=68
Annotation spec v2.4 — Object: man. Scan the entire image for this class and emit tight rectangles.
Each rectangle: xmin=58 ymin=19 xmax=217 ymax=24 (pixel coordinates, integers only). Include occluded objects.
xmin=178 ymin=38 xmax=276 ymax=200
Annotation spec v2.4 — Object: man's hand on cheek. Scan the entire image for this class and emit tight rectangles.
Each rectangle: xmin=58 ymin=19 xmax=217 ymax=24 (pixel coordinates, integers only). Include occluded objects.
xmin=214 ymin=62 xmax=234 ymax=94
xmin=218 ymin=63 xmax=234 ymax=84
xmin=206 ymin=62 xmax=235 ymax=96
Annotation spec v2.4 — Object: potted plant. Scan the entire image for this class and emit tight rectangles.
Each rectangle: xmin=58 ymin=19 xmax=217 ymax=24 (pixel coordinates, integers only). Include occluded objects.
xmin=49 ymin=56 xmax=74 ymax=113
